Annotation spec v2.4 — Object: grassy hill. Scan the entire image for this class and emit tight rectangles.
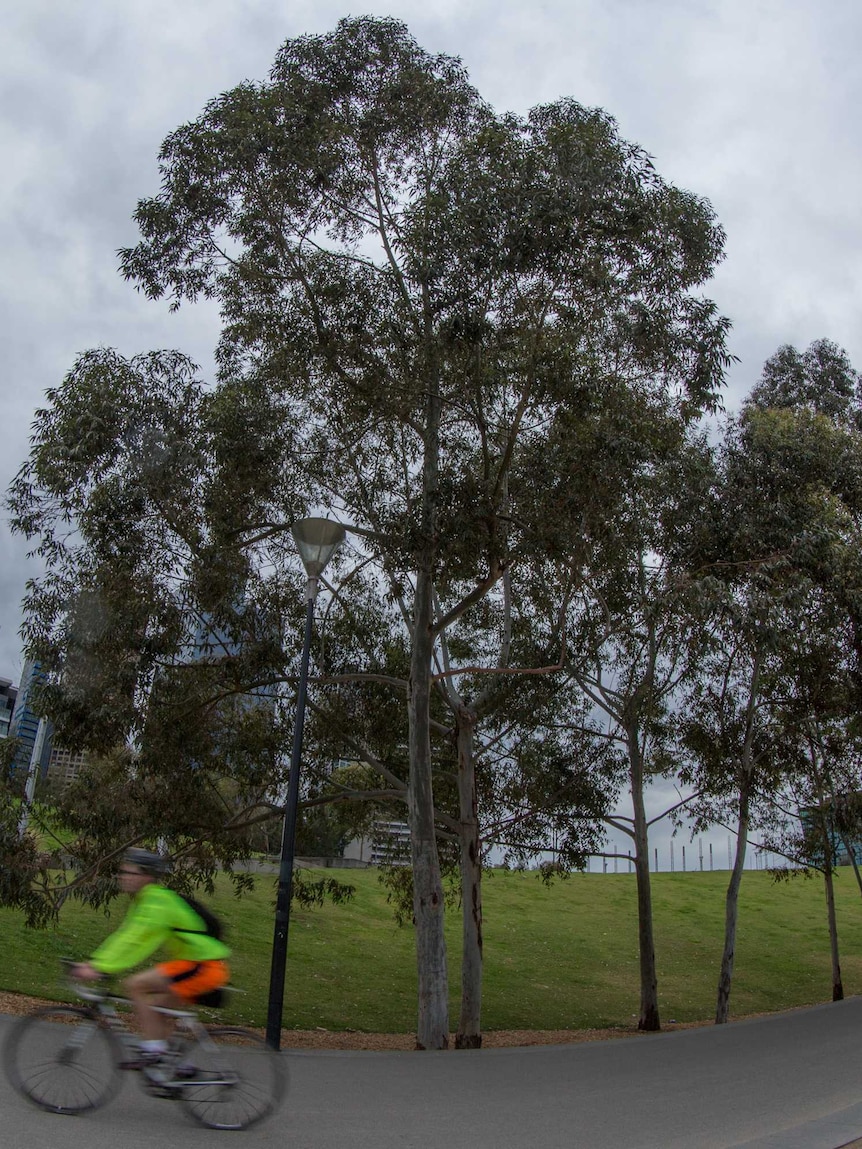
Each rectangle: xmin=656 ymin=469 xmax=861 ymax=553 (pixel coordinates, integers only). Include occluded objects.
xmin=3 ymin=865 xmax=862 ymax=1033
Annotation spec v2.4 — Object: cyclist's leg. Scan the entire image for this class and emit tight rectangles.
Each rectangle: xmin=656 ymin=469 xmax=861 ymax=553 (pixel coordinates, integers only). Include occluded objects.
xmin=124 ymin=968 xmax=183 ymax=1040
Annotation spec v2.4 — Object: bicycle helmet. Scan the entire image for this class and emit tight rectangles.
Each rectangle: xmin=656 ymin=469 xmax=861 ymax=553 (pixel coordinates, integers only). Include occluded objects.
xmin=123 ymin=847 xmax=171 ymax=875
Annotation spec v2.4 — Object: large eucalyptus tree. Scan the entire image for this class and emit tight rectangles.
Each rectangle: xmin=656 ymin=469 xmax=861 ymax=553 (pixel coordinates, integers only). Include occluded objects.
xmin=678 ymin=339 xmax=862 ymax=1023
xmin=9 ymin=17 xmax=730 ymax=1047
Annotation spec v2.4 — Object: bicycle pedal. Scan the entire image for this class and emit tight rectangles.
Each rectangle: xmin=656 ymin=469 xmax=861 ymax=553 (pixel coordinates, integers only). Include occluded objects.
xmin=121 ymin=1054 xmax=163 ymax=1071
xmin=142 ymin=1063 xmax=171 ymax=1084
xmin=150 ymin=1084 xmax=184 ymax=1100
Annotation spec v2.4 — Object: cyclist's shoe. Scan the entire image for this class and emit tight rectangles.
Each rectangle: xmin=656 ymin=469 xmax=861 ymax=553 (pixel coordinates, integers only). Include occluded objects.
xmin=173 ymin=1063 xmax=199 ymax=1080
xmin=142 ymin=1060 xmax=173 ymax=1087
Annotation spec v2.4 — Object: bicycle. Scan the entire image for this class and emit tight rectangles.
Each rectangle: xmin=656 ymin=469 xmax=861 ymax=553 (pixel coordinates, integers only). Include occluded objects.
xmin=2 ymin=962 xmax=286 ymax=1130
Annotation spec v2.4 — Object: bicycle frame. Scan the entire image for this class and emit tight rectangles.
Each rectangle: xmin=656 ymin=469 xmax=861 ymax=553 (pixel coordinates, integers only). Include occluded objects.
xmin=70 ymin=983 xmax=239 ymax=1087
xmin=75 ymin=981 xmax=204 ymax=1036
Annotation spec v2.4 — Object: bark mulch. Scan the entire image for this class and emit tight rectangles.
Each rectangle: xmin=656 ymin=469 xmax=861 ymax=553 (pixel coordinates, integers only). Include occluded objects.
xmin=0 ymin=989 xmax=708 ymax=1050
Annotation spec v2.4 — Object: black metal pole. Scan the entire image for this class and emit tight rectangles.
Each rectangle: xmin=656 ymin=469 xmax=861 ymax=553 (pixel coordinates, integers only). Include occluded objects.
xmin=266 ymin=583 xmax=316 ymax=1050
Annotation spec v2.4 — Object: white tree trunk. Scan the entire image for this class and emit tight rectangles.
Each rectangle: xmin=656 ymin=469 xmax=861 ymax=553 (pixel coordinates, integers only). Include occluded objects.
xmin=716 ymin=783 xmax=749 ymax=1024
xmin=408 ymin=586 xmax=449 ymax=1049
xmin=455 ymin=706 xmax=483 ymax=1048
xmin=408 ymin=365 xmax=449 ymax=1051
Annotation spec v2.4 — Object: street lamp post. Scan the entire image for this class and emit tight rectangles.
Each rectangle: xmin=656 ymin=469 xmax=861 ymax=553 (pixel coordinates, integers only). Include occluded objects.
xmin=265 ymin=517 xmax=345 ymax=1051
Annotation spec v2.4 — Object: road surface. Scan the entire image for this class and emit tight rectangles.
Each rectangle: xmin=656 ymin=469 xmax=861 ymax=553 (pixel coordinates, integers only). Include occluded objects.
xmin=3 ymin=998 xmax=862 ymax=1148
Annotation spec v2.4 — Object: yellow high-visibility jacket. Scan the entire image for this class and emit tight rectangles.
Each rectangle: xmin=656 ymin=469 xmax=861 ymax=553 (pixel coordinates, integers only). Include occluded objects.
xmin=90 ymin=883 xmax=230 ymax=974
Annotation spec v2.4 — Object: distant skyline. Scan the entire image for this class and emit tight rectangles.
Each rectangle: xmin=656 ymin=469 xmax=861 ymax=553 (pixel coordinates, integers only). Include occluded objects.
xmin=1 ymin=1 xmax=858 ymax=859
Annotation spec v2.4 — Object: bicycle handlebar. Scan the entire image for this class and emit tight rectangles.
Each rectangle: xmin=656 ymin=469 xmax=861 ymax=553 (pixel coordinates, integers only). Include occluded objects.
xmin=59 ymin=958 xmax=115 ymax=1004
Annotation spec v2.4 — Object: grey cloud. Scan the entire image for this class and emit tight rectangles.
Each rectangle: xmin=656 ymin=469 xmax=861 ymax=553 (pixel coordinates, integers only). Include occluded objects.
xmin=2 ymin=0 xmax=861 ymax=678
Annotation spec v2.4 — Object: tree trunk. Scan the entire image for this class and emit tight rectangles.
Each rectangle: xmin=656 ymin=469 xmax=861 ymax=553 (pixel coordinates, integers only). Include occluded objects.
xmin=408 ymin=570 xmax=449 ymax=1049
xmin=820 ymin=813 xmax=843 ymax=1002
xmin=408 ymin=356 xmax=449 ymax=1051
xmin=811 ymin=754 xmax=843 ymax=1003
xmin=716 ymin=644 xmax=763 ymax=1025
xmin=715 ymin=780 xmax=750 ymax=1024
xmin=628 ymin=723 xmax=660 ymax=1031
xmin=824 ymin=861 xmax=844 ymax=1001
xmin=455 ymin=705 xmax=483 ymax=1049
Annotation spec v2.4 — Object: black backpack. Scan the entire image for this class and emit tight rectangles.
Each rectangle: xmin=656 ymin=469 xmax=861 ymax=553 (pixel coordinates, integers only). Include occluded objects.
xmin=172 ymin=893 xmax=225 ymax=941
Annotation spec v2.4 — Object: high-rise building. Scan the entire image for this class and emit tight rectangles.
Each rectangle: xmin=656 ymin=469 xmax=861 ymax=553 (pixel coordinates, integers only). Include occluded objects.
xmin=7 ymin=662 xmax=89 ymax=790
xmin=8 ymin=659 xmax=52 ymax=776
xmin=0 ymin=678 xmax=17 ymax=739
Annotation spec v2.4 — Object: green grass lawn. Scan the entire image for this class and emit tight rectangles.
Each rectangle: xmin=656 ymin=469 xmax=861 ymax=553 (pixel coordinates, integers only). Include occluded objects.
xmin=3 ymin=866 xmax=862 ymax=1033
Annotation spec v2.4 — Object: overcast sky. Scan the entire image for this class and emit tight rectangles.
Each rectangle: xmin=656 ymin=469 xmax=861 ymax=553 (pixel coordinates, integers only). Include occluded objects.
xmin=1 ymin=0 xmax=859 ymax=862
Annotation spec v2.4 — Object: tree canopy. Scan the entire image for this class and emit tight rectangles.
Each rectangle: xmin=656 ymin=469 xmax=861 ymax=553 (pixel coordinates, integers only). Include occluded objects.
xmin=6 ymin=17 xmax=735 ymax=1049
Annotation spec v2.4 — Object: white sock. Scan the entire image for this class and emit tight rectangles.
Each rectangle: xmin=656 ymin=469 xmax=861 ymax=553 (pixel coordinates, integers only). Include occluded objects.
xmin=140 ymin=1039 xmax=169 ymax=1054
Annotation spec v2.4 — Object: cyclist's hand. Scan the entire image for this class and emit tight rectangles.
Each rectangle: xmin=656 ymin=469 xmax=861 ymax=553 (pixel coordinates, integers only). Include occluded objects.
xmin=71 ymin=962 xmax=101 ymax=980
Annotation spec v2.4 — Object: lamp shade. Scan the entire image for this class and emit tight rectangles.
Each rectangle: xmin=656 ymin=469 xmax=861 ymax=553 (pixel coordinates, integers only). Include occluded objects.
xmin=291 ymin=517 xmax=346 ymax=579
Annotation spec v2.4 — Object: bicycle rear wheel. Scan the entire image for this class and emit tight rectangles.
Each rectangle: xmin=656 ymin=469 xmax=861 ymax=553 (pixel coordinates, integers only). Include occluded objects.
xmin=3 ymin=1007 xmax=123 ymax=1115
xmin=178 ymin=1026 xmax=285 ymax=1130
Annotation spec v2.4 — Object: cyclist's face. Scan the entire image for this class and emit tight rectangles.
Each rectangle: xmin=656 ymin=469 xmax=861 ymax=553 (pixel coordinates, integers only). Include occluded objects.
xmin=118 ymin=865 xmax=152 ymax=894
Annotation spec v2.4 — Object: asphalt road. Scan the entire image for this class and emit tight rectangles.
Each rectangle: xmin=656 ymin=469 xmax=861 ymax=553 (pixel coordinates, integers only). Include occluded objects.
xmin=4 ymin=1000 xmax=862 ymax=1149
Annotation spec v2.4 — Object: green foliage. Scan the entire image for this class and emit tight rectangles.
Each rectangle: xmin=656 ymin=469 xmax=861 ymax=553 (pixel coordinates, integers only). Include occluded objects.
xmin=5 ymin=20 xmax=737 ymax=1040
xmin=294 ymin=803 xmax=351 ymax=859
xmin=0 ymin=789 xmax=53 ymax=928
xmin=292 ymin=871 xmax=356 ymax=909
xmin=675 ymin=338 xmax=862 ymax=922
xmin=746 ymin=339 xmax=862 ymax=426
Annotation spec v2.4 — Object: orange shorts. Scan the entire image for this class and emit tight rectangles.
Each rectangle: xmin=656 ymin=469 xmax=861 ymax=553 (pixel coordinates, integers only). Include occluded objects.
xmin=157 ymin=960 xmax=230 ymax=1002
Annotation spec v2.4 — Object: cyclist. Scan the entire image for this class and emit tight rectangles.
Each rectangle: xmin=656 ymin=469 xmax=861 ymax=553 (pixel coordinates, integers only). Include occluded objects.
xmin=71 ymin=848 xmax=230 ymax=1064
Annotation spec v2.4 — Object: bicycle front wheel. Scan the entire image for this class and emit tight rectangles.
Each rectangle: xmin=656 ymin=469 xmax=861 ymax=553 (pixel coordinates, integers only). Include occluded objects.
xmin=3 ymin=1007 xmax=123 ymax=1115
xmin=178 ymin=1027 xmax=285 ymax=1130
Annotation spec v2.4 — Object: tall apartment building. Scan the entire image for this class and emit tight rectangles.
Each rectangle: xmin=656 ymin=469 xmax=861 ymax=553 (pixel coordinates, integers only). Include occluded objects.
xmin=7 ymin=662 xmax=89 ymax=789
xmin=343 ymin=819 xmax=411 ymax=866
xmin=46 ymin=745 xmax=89 ymax=789
xmin=0 ymin=678 xmax=17 ymax=740
xmin=7 ymin=659 xmax=52 ymax=776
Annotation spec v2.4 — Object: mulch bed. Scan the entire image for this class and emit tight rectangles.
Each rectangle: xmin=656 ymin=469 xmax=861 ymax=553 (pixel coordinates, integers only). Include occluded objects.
xmin=0 ymin=989 xmax=708 ymax=1050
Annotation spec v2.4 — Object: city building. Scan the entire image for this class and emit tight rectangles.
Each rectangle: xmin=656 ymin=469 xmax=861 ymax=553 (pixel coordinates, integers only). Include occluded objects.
xmin=46 ymin=745 xmax=89 ymax=789
xmin=7 ymin=659 xmax=52 ymax=776
xmin=343 ymin=819 xmax=411 ymax=866
xmin=0 ymin=678 xmax=17 ymax=739
xmin=798 ymin=797 xmax=862 ymax=866
xmin=4 ymin=663 xmax=89 ymax=790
